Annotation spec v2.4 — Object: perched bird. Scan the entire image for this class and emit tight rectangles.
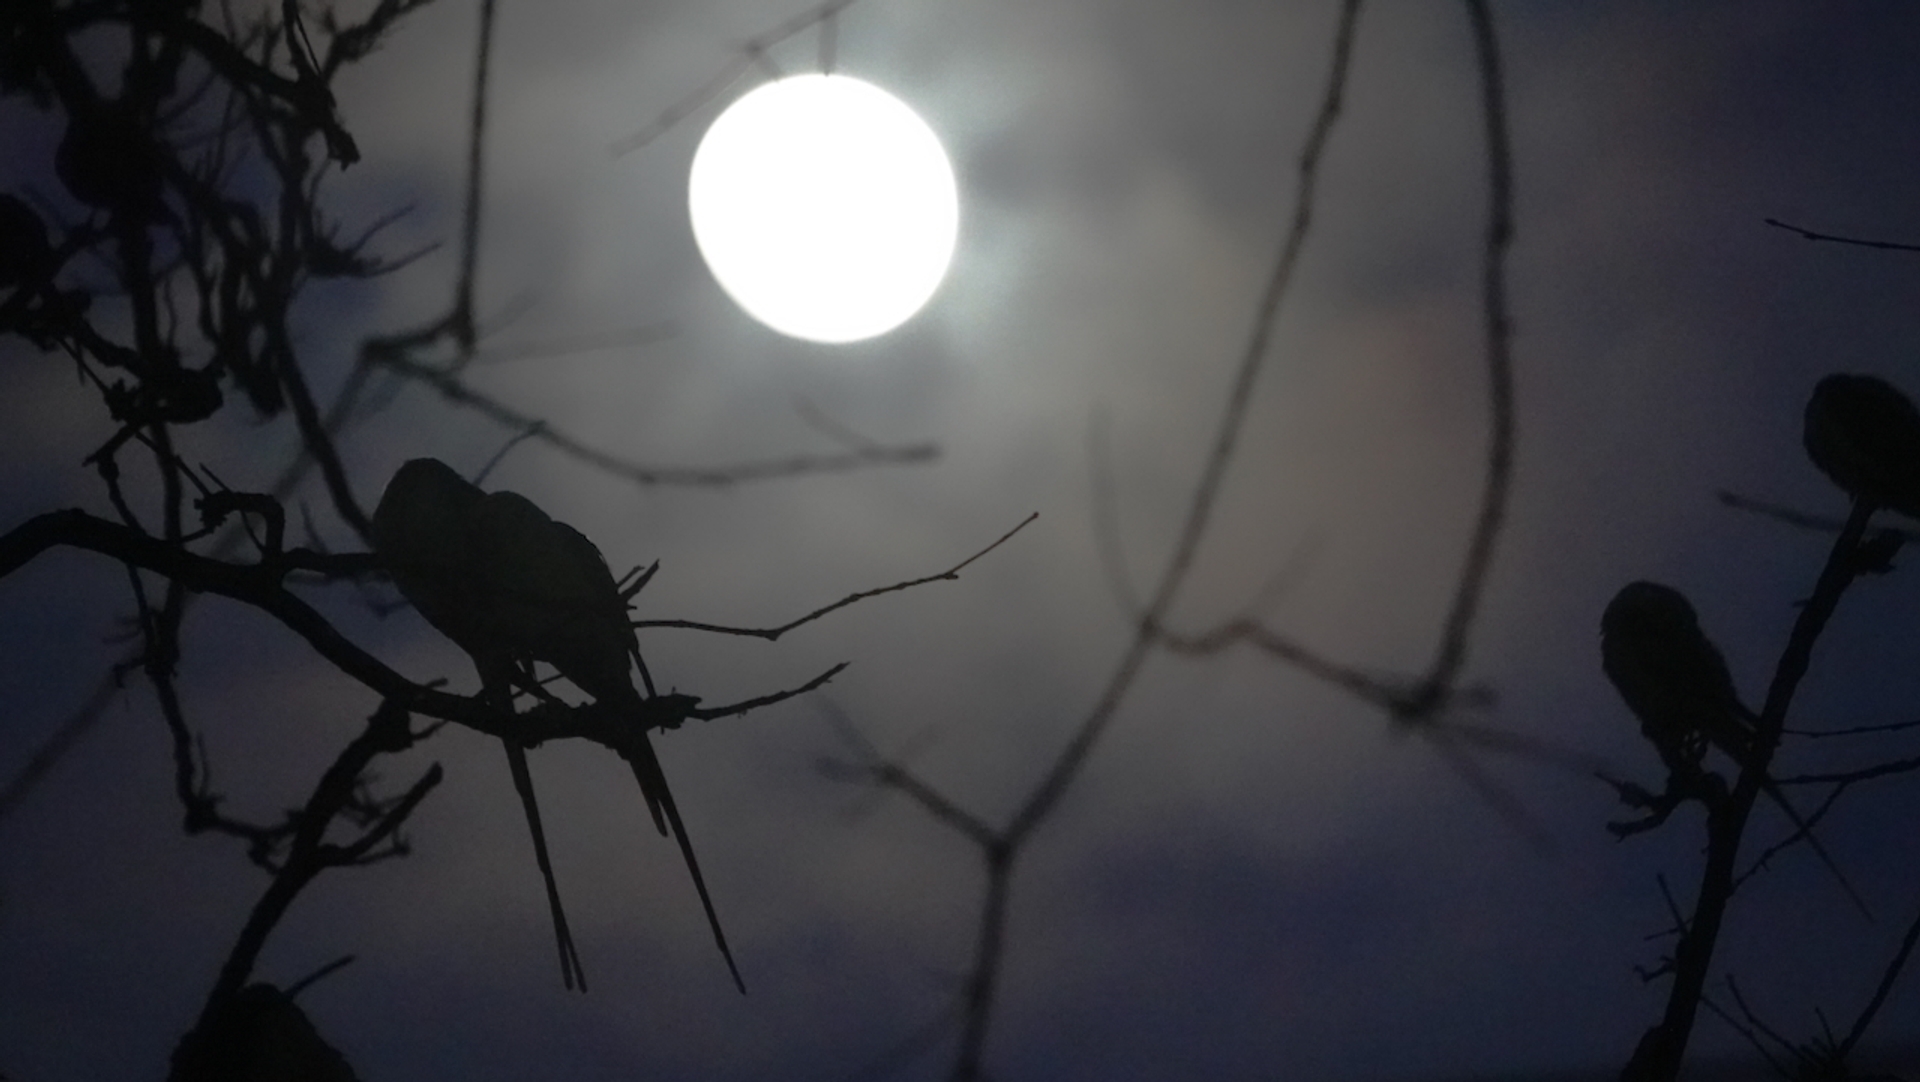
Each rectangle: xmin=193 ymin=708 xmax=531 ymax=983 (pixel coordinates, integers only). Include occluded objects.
xmin=371 ymin=459 xmax=586 ymax=991
xmin=1601 ymin=581 xmax=1750 ymax=778
xmin=170 ymin=983 xmax=360 ymax=1082
xmin=1803 ymin=373 xmax=1920 ymax=520
xmin=1600 ymin=580 xmax=1870 ymax=917
xmin=468 ymin=487 xmax=746 ymax=993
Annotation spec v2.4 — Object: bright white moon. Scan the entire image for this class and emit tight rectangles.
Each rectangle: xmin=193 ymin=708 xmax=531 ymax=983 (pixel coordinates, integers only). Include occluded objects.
xmin=688 ymin=75 xmax=959 ymax=344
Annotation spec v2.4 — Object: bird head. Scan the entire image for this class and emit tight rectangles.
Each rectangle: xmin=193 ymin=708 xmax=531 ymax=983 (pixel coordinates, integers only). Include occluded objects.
xmin=1803 ymin=373 xmax=1920 ymax=514
xmin=1601 ymin=580 xmax=1698 ymax=644
xmin=372 ymin=458 xmax=486 ymax=569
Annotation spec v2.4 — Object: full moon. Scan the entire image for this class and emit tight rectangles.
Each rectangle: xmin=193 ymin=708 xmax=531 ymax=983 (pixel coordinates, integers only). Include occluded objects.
xmin=688 ymin=75 xmax=959 ymax=344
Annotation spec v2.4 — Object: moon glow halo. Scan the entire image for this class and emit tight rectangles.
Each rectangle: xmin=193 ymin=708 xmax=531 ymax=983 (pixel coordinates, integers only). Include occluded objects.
xmin=688 ymin=75 xmax=959 ymax=344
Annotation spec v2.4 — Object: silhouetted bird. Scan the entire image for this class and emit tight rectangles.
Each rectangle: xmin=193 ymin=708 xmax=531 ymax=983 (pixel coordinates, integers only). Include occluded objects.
xmin=1600 ymin=580 xmax=1871 ymax=917
xmin=373 ymin=459 xmax=744 ymax=992
xmin=372 ymin=459 xmax=586 ymax=991
xmin=467 ymin=486 xmax=745 ymax=993
xmin=1601 ymin=581 xmax=1750 ymax=777
xmin=1803 ymin=373 xmax=1920 ymax=520
xmin=170 ymin=983 xmax=359 ymax=1082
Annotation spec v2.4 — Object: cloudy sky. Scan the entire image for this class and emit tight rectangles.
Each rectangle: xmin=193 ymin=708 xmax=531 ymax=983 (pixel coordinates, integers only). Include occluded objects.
xmin=5 ymin=1 xmax=1920 ymax=1079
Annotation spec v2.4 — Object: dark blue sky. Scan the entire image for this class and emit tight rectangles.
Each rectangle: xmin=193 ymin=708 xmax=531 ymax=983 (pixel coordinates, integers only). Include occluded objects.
xmin=4 ymin=2 xmax=1920 ymax=1080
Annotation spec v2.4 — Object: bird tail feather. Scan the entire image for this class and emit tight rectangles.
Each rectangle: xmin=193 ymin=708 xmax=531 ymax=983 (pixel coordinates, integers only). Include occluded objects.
xmin=620 ymin=725 xmax=746 ymax=994
xmin=503 ymin=739 xmax=589 ymax=991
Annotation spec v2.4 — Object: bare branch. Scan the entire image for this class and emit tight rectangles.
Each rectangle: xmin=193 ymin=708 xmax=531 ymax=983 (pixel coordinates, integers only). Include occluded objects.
xmin=466 ymin=323 xmax=678 ymax=366
xmin=1836 ymin=896 xmax=1920 ymax=1059
xmin=372 ymin=350 xmax=940 ymax=486
xmin=1765 ymin=216 xmax=1920 ymax=254
xmin=639 ymin=513 xmax=1037 ymax=639
xmin=1409 ymin=0 xmax=1517 ymax=709
xmin=1776 ymin=753 xmax=1920 ymax=787
xmin=0 ymin=678 xmax=122 ymax=822
xmin=1719 ymin=489 xmax=1919 ymax=546
xmin=1005 ymin=0 xmax=1365 ymax=849
xmin=197 ymin=698 xmax=441 ymax=1029
xmin=608 ymin=0 xmax=866 ymax=158
xmin=1784 ymin=716 xmax=1920 ymax=739
xmin=688 ymin=662 xmax=850 ymax=722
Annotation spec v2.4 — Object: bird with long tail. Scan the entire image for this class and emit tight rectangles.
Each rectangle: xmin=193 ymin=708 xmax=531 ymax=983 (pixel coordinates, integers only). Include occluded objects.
xmin=465 ymin=473 xmax=745 ymax=992
xmin=372 ymin=459 xmax=587 ymax=991
xmin=385 ymin=456 xmax=744 ymax=989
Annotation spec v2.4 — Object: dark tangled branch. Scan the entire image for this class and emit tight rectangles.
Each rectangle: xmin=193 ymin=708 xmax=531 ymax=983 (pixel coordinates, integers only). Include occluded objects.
xmin=193 ymin=697 xmax=442 ymax=1047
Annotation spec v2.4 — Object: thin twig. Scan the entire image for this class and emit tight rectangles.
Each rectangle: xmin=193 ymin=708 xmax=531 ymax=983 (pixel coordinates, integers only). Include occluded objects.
xmin=1718 ymin=490 xmax=1920 ymax=543
xmin=916 ymin=5 xmax=1369 ymax=1076
xmin=1776 ymin=754 xmax=1920 ymax=787
xmin=1765 ymin=217 xmax=1920 ymax=254
xmin=1837 ymin=895 xmax=1920 ymax=1059
xmin=466 ymin=323 xmax=678 ymax=366
xmin=1782 ymin=717 xmax=1920 ymax=739
xmin=1009 ymin=0 xmax=1365 ymax=847
xmin=451 ymin=0 xmax=497 ymax=351
xmin=637 ymin=513 xmax=1037 ymax=639
xmin=608 ymin=0 xmax=866 ymax=158
xmin=688 ymin=662 xmax=850 ymax=721
xmin=374 ymin=350 xmax=941 ymax=486
xmin=1412 ymin=0 xmax=1516 ymax=711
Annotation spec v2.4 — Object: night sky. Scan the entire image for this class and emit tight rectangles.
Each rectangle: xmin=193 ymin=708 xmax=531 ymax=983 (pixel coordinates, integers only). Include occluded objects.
xmin=5 ymin=2 xmax=1920 ymax=1080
